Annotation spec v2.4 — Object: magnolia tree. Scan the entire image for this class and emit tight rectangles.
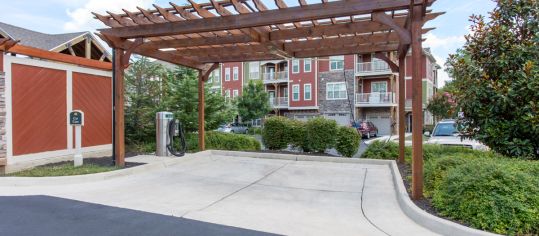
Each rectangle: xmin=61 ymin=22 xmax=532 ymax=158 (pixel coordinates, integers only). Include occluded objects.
xmin=446 ymin=0 xmax=539 ymax=158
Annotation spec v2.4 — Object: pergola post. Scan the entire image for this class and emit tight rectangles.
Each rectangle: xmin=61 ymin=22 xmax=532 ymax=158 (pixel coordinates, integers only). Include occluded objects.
xmin=198 ymin=71 xmax=206 ymax=151
xmin=113 ymin=47 xmax=125 ymax=167
xmin=398 ymin=56 xmax=406 ymax=164
xmin=411 ymin=4 xmax=425 ymax=200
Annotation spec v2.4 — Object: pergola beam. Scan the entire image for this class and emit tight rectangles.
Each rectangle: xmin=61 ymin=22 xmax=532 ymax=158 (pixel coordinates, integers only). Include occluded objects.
xmin=99 ymin=0 xmax=429 ymax=38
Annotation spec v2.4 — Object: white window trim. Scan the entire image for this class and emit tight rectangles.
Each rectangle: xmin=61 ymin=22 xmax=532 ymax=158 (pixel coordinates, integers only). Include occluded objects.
xmin=326 ymin=82 xmax=347 ymax=100
xmin=292 ymin=59 xmax=300 ymax=74
xmin=233 ymin=67 xmax=239 ymax=81
xmin=304 ymin=83 xmax=312 ymax=100
xmin=233 ymin=89 xmax=239 ymax=98
xmin=304 ymin=58 xmax=312 ymax=72
xmin=225 ymin=68 xmax=230 ymax=81
xmin=329 ymin=56 xmax=344 ymax=71
xmin=371 ymin=81 xmax=388 ymax=93
xmin=292 ymin=84 xmax=300 ymax=101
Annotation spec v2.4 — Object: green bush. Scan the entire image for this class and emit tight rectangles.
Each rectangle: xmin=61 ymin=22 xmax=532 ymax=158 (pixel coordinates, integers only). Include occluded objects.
xmin=361 ymin=140 xmax=401 ymax=159
xmin=262 ymin=116 xmax=290 ymax=150
xmin=288 ymin=119 xmax=307 ymax=150
xmin=335 ymin=126 xmax=360 ymax=157
xmin=186 ymin=131 xmax=261 ymax=152
xmin=305 ymin=117 xmax=337 ymax=153
xmin=431 ymin=158 xmax=539 ymax=235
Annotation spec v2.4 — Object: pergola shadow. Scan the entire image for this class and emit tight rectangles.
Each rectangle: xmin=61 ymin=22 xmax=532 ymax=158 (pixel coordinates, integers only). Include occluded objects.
xmin=94 ymin=0 xmax=441 ymax=199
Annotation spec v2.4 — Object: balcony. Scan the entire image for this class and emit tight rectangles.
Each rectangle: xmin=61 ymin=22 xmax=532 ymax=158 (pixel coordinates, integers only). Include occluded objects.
xmin=355 ymin=61 xmax=393 ymax=76
xmin=269 ymin=97 xmax=289 ymax=108
xmin=355 ymin=92 xmax=396 ymax=107
xmin=263 ymin=71 xmax=288 ymax=84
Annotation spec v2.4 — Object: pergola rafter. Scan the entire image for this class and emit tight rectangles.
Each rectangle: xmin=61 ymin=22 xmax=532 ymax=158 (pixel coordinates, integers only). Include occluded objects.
xmin=95 ymin=0 xmax=441 ymax=200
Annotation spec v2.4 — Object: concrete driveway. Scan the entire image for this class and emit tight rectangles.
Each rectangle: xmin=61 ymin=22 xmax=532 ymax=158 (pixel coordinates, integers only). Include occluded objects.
xmin=0 ymin=153 xmax=437 ymax=236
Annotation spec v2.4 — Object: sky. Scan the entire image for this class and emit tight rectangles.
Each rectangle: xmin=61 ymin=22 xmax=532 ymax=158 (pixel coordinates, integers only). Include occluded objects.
xmin=0 ymin=0 xmax=497 ymax=87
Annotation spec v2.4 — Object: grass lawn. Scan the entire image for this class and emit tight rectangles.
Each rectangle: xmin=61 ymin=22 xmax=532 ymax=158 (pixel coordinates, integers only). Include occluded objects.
xmin=9 ymin=163 xmax=120 ymax=177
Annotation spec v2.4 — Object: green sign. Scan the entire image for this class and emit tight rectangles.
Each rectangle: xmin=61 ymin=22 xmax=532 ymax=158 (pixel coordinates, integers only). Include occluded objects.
xmin=70 ymin=111 xmax=84 ymax=125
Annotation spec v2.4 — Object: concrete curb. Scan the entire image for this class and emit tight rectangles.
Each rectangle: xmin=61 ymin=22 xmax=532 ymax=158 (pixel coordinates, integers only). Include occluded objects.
xmin=0 ymin=151 xmax=213 ymax=187
xmin=210 ymin=150 xmax=390 ymax=165
xmin=388 ymin=161 xmax=499 ymax=236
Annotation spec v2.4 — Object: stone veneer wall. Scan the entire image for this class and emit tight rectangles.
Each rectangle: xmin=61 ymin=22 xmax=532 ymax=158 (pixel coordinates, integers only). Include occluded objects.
xmin=318 ymin=69 xmax=356 ymax=116
xmin=0 ymin=72 xmax=6 ymax=170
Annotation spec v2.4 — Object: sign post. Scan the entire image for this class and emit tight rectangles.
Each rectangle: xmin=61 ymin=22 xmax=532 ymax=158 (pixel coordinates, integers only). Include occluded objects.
xmin=70 ymin=110 xmax=84 ymax=167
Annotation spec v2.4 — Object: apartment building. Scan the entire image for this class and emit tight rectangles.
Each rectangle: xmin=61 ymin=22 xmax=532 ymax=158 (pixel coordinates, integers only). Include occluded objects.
xmin=209 ymin=48 xmax=439 ymax=135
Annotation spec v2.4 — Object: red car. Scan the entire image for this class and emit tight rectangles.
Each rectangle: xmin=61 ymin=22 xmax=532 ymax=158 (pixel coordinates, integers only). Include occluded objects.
xmin=353 ymin=121 xmax=378 ymax=139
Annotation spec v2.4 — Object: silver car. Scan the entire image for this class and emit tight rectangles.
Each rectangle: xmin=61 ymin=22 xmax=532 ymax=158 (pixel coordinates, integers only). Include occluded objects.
xmin=230 ymin=123 xmax=249 ymax=134
xmin=425 ymin=120 xmax=488 ymax=150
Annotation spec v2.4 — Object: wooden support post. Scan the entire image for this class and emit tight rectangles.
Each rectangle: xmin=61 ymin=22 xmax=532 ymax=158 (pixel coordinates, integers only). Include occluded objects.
xmin=411 ymin=5 xmax=424 ymax=200
xmin=197 ymin=63 xmax=219 ymax=151
xmin=113 ymin=48 xmax=125 ymax=167
xmin=85 ymin=36 xmax=92 ymax=59
xmin=198 ymin=72 xmax=206 ymax=151
xmin=398 ymin=57 xmax=406 ymax=164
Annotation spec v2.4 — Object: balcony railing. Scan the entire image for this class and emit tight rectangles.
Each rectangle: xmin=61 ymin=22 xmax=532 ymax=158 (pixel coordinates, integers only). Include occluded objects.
xmin=263 ymin=71 xmax=288 ymax=83
xmin=249 ymin=71 xmax=260 ymax=80
xmin=355 ymin=92 xmax=395 ymax=106
xmin=269 ymin=97 xmax=289 ymax=108
xmin=356 ymin=61 xmax=392 ymax=75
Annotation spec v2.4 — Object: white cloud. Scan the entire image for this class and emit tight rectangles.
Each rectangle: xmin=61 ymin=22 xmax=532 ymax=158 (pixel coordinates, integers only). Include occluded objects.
xmin=424 ymin=32 xmax=465 ymax=50
xmin=63 ymin=0 xmax=156 ymax=32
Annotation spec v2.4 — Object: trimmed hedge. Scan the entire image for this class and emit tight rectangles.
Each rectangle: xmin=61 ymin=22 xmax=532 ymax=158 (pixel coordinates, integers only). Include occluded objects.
xmin=187 ymin=131 xmax=261 ymax=152
xmin=362 ymin=142 xmax=539 ymax=235
xmin=288 ymin=119 xmax=307 ymax=150
xmin=262 ymin=116 xmax=290 ymax=150
xmin=335 ymin=126 xmax=360 ymax=157
xmin=305 ymin=117 xmax=338 ymax=153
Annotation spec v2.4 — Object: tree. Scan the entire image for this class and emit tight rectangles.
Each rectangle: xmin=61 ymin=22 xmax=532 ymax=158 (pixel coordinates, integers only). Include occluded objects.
xmin=427 ymin=88 xmax=457 ymax=120
xmin=163 ymin=67 xmax=235 ymax=133
xmin=125 ymin=57 xmax=166 ymax=144
xmin=236 ymin=80 xmax=271 ymax=122
xmin=446 ymin=0 xmax=539 ymax=158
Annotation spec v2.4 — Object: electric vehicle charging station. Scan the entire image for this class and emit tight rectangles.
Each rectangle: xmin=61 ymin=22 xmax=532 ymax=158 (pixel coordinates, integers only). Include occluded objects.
xmin=70 ymin=110 xmax=84 ymax=167
xmin=156 ymin=112 xmax=186 ymax=157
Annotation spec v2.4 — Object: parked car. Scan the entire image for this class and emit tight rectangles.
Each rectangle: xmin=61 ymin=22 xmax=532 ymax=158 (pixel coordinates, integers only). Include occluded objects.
xmin=216 ymin=124 xmax=232 ymax=133
xmin=425 ymin=119 xmax=488 ymax=150
xmin=230 ymin=123 xmax=249 ymax=134
xmin=352 ymin=121 xmax=378 ymax=139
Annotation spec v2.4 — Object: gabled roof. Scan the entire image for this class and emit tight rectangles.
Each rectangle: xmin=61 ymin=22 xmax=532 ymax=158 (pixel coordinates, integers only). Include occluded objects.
xmin=0 ymin=22 xmax=86 ymax=51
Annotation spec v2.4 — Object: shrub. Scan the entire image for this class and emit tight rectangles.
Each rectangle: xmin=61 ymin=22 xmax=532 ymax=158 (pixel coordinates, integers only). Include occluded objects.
xmin=431 ymin=159 xmax=539 ymax=235
xmin=424 ymin=156 xmax=469 ymax=197
xmin=335 ymin=126 xmax=360 ymax=157
xmin=186 ymin=131 xmax=261 ymax=152
xmin=305 ymin=117 xmax=337 ymax=153
xmin=361 ymin=140 xmax=400 ymax=159
xmin=262 ymin=116 xmax=290 ymax=150
xmin=288 ymin=119 xmax=307 ymax=150
xmin=247 ymin=127 xmax=262 ymax=135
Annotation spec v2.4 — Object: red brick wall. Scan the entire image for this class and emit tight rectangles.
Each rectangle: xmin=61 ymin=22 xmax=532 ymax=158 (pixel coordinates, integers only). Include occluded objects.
xmin=12 ymin=64 xmax=67 ymax=155
xmin=221 ymin=62 xmax=243 ymax=97
xmin=72 ymin=72 xmax=112 ymax=147
xmin=289 ymin=59 xmax=317 ymax=107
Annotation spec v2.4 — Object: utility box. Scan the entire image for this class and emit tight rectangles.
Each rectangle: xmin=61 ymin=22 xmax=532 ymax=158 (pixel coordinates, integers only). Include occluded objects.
xmin=156 ymin=112 xmax=174 ymax=157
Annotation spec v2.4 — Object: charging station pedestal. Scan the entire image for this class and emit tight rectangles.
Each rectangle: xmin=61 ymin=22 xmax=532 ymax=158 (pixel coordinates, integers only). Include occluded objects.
xmin=70 ymin=110 xmax=84 ymax=167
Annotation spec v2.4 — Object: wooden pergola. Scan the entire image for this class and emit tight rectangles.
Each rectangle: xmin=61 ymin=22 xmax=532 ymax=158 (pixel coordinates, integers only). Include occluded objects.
xmin=94 ymin=0 xmax=441 ymax=199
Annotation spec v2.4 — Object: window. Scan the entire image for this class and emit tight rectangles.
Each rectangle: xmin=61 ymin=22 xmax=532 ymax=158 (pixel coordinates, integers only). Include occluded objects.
xmin=233 ymin=67 xmax=239 ymax=80
xmin=249 ymin=62 xmax=259 ymax=79
xmin=330 ymin=55 xmax=344 ymax=71
xmin=304 ymin=58 xmax=312 ymax=72
xmin=225 ymin=68 xmax=230 ymax=81
xmin=292 ymin=84 xmax=300 ymax=101
xmin=225 ymin=90 xmax=231 ymax=99
xmin=326 ymin=82 xmax=347 ymax=100
xmin=233 ymin=89 xmax=239 ymax=98
xmin=213 ymin=70 xmax=220 ymax=82
xmin=292 ymin=60 xmax=300 ymax=73
xmin=304 ymin=84 xmax=312 ymax=100
xmin=371 ymin=81 xmax=387 ymax=93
